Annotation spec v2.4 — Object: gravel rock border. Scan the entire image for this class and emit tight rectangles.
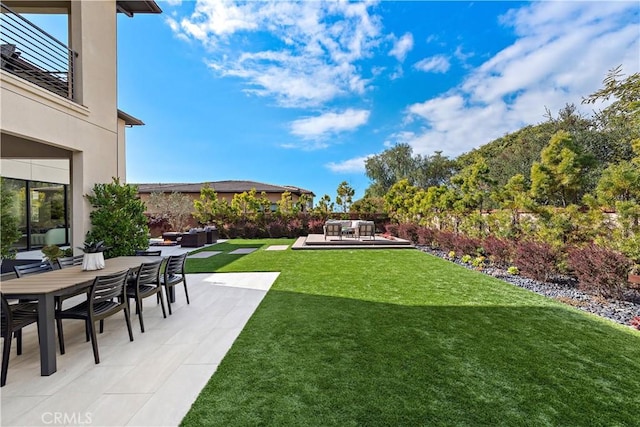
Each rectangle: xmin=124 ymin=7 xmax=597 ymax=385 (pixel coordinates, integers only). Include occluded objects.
xmin=417 ymin=245 xmax=640 ymax=329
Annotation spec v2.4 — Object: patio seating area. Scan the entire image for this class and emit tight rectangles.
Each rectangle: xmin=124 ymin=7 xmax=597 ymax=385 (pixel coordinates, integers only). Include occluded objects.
xmin=293 ymin=233 xmax=413 ymax=250
xmin=1 ymin=270 xmax=278 ymax=426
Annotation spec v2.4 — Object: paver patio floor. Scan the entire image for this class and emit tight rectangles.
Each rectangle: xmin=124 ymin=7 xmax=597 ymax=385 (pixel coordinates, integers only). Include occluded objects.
xmin=1 ymin=272 xmax=278 ymax=427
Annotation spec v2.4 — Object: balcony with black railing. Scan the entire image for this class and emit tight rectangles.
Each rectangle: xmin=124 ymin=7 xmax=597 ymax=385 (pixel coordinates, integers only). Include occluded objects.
xmin=1 ymin=2 xmax=77 ymax=100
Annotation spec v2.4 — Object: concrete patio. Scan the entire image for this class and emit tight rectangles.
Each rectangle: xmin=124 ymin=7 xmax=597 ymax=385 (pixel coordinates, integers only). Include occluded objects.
xmin=1 ymin=270 xmax=278 ymax=426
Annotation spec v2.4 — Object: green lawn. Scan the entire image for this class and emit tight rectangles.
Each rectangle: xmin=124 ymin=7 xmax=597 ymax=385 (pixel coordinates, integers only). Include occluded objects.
xmin=182 ymin=239 xmax=640 ymax=426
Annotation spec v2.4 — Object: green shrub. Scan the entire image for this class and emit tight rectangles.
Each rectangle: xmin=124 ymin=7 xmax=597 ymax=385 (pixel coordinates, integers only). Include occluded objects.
xmin=472 ymin=256 xmax=486 ymax=268
xmin=85 ymin=177 xmax=149 ymax=258
xmin=0 ymin=178 xmax=20 ymax=259
xmin=507 ymin=266 xmax=519 ymax=275
xmin=461 ymin=255 xmax=472 ymax=264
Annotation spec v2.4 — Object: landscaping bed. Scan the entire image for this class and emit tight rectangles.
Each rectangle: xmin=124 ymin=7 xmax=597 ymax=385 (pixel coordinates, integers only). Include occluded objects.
xmin=418 ymin=245 xmax=640 ymax=329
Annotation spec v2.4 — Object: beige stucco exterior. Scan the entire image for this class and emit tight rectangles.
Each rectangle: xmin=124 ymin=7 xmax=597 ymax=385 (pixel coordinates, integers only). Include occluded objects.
xmin=0 ymin=1 xmax=155 ymax=251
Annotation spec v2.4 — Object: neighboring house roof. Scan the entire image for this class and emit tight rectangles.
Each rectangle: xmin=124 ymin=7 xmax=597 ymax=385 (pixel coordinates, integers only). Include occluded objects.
xmin=117 ymin=109 xmax=144 ymax=126
xmin=135 ymin=181 xmax=315 ymax=197
xmin=116 ymin=1 xmax=162 ymax=16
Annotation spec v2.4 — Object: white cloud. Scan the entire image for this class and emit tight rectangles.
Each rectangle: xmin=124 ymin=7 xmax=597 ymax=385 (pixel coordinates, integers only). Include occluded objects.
xmin=389 ymin=64 xmax=404 ymax=80
xmin=326 ymin=155 xmax=371 ymax=173
xmin=414 ymin=55 xmax=450 ymax=73
xmin=171 ymin=0 xmax=383 ymax=108
xmin=290 ymin=109 xmax=371 ymax=140
xmin=389 ymin=32 xmax=414 ymax=62
xmin=165 ymin=0 xmax=182 ymax=6
xmin=400 ymin=1 xmax=639 ymax=157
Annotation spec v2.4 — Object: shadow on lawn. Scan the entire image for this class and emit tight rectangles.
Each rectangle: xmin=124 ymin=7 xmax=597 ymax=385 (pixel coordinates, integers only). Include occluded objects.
xmin=184 ymin=290 xmax=640 ymax=427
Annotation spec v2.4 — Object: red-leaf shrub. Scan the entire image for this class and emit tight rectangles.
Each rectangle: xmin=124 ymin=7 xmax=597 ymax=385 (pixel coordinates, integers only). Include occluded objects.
xmin=308 ymin=218 xmax=325 ymax=234
xmin=384 ymin=223 xmax=399 ymax=237
xmin=222 ymin=223 xmax=240 ymax=239
xmin=513 ymin=240 xmax=559 ymax=282
xmin=567 ymin=244 xmax=631 ymax=299
xmin=482 ymin=236 xmax=513 ymax=267
xmin=286 ymin=218 xmax=304 ymax=237
xmin=417 ymin=227 xmax=437 ymax=247
xmin=630 ymin=316 xmax=640 ymax=330
xmin=266 ymin=220 xmax=288 ymax=238
xmin=451 ymin=234 xmax=482 ymax=256
xmin=397 ymin=223 xmax=420 ymax=243
xmin=434 ymin=230 xmax=456 ymax=252
xmin=241 ymin=222 xmax=262 ymax=239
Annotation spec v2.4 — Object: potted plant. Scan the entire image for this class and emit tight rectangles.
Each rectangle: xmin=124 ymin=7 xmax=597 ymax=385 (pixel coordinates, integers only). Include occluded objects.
xmin=78 ymin=240 xmax=109 ymax=271
xmin=42 ymin=245 xmax=65 ymax=264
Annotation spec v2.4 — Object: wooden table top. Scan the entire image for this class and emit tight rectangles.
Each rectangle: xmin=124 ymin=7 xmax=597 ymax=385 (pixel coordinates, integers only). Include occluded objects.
xmin=0 ymin=256 xmax=160 ymax=295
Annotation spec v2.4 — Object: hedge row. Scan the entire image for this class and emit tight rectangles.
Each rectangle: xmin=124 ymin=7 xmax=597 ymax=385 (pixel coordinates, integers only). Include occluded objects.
xmin=391 ymin=223 xmax=634 ymax=299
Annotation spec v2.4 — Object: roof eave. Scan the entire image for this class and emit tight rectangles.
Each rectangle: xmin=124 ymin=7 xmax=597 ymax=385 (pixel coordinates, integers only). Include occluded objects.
xmin=117 ymin=109 xmax=145 ymax=126
xmin=116 ymin=0 xmax=162 ymax=17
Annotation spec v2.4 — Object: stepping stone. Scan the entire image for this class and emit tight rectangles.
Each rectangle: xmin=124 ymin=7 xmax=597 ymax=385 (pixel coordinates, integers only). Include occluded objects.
xmin=266 ymin=245 xmax=289 ymax=251
xmin=188 ymin=251 xmax=222 ymax=259
xmin=228 ymin=248 xmax=258 ymax=255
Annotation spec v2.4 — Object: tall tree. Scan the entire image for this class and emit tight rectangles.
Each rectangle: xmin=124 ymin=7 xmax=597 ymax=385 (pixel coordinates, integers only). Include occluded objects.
xmin=414 ymin=151 xmax=457 ymax=188
xmin=193 ymin=185 xmax=234 ymax=226
xmin=384 ymin=179 xmax=419 ymax=223
xmin=583 ymin=66 xmax=639 ymax=165
xmin=147 ymin=191 xmax=194 ymax=232
xmin=530 ymin=131 xmax=588 ymax=207
xmin=451 ymin=155 xmax=495 ymax=213
xmin=335 ymin=181 xmax=355 ymax=213
xmin=365 ymin=144 xmax=417 ymax=197
xmin=313 ymin=194 xmax=334 ymax=216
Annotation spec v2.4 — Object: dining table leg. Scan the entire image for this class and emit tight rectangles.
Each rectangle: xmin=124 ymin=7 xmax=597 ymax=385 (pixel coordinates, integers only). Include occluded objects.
xmin=37 ymin=293 xmax=57 ymax=375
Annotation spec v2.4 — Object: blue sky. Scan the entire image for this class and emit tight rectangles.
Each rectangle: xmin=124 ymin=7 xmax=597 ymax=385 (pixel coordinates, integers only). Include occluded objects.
xmin=37 ymin=1 xmax=640 ymax=202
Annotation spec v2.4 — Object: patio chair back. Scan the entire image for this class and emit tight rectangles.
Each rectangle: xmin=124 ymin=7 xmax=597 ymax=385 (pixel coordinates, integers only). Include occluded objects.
xmin=90 ymin=270 xmax=129 ymax=312
xmin=324 ymin=223 xmax=343 ymax=240
xmin=135 ymin=250 xmax=162 ymax=256
xmin=14 ymin=261 xmax=52 ymax=277
xmin=127 ymin=259 xmax=166 ymax=332
xmin=358 ymin=222 xmax=376 ymax=240
xmin=56 ymin=255 xmax=84 ymax=269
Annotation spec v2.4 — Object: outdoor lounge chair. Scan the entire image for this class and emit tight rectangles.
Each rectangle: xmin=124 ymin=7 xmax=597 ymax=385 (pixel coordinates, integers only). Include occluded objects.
xmin=324 ymin=223 xmax=343 ymax=240
xmin=357 ymin=221 xmax=376 ymax=240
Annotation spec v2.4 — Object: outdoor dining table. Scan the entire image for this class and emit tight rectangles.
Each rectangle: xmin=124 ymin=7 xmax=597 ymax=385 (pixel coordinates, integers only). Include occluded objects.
xmin=0 ymin=256 xmax=159 ymax=376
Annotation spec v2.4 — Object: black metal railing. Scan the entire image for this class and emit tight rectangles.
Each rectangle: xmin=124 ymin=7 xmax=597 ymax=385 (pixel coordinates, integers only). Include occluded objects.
xmin=1 ymin=2 xmax=77 ymax=100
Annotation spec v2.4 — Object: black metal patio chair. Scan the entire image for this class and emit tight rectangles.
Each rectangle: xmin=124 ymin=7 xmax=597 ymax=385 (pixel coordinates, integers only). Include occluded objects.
xmin=126 ymin=259 xmax=166 ymax=332
xmin=1 ymin=293 xmax=39 ymax=387
xmin=55 ymin=270 xmax=133 ymax=364
xmin=160 ymin=253 xmax=189 ymax=315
